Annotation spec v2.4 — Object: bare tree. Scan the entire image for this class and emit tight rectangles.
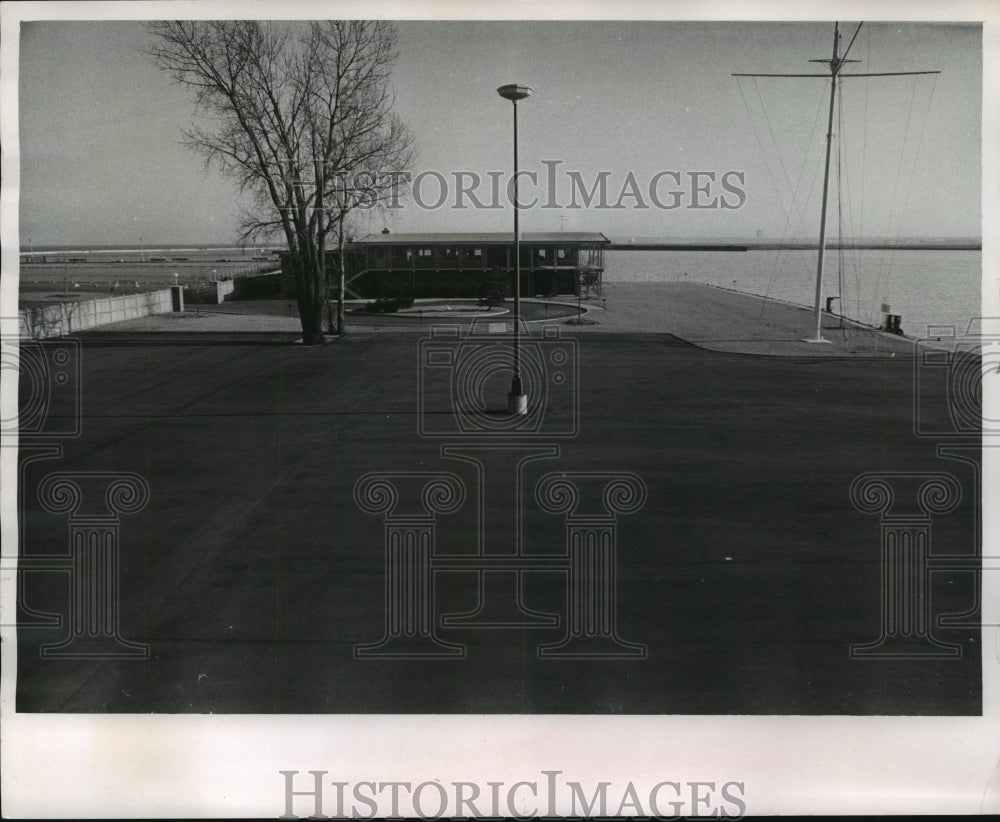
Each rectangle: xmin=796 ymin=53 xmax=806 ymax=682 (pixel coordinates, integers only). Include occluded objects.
xmin=147 ymin=20 xmax=415 ymax=345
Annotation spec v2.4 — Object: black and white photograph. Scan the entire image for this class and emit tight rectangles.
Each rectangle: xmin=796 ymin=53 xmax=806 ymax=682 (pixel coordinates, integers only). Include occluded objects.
xmin=2 ymin=0 xmax=998 ymax=817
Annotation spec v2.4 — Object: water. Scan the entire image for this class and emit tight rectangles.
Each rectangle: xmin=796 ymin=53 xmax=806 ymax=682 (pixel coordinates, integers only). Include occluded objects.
xmin=604 ymin=248 xmax=981 ymax=338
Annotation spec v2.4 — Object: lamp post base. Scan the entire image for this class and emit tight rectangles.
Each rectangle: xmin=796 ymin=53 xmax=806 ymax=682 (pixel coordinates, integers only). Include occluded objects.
xmin=507 ymin=392 xmax=528 ymax=416
xmin=800 ymin=336 xmax=832 ymax=344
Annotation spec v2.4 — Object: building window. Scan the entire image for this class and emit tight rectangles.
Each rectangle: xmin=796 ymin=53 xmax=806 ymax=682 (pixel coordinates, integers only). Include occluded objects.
xmin=485 ymin=246 xmax=507 ymax=269
xmin=556 ymin=247 xmax=577 ymax=266
xmin=415 ymin=247 xmax=435 ymax=268
xmin=461 ymin=247 xmax=483 ymax=268
xmin=390 ymin=246 xmax=412 ymax=268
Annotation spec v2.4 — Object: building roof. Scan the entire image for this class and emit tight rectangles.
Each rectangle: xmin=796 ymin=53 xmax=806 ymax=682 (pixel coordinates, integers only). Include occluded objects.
xmin=350 ymin=232 xmax=610 ymax=245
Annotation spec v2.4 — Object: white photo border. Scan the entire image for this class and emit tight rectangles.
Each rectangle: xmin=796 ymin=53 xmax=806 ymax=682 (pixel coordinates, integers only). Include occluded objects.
xmin=2 ymin=0 xmax=998 ymax=817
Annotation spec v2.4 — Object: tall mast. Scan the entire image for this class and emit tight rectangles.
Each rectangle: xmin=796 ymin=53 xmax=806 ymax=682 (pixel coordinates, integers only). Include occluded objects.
xmin=807 ymin=22 xmax=842 ymax=343
xmin=734 ymin=22 xmax=939 ymax=344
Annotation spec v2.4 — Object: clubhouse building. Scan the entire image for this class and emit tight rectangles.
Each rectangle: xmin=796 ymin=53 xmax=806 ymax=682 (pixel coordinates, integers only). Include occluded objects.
xmin=281 ymin=231 xmax=609 ymax=299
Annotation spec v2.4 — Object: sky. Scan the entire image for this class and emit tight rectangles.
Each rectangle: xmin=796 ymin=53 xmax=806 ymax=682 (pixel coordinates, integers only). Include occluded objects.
xmin=14 ymin=16 xmax=984 ymax=246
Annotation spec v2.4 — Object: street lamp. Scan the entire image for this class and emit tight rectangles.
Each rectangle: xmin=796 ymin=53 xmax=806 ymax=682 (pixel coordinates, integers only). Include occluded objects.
xmin=497 ymin=83 xmax=532 ymax=416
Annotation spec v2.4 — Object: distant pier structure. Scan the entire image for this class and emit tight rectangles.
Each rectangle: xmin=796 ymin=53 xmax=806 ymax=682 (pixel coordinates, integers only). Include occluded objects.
xmin=280 ymin=231 xmax=609 ymax=299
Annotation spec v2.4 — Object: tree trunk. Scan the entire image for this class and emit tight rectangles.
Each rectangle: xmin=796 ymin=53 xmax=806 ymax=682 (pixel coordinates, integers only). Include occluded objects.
xmin=336 ymin=220 xmax=346 ymax=335
xmin=292 ymin=250 xmax=327 ymax=346
xmin=325 ymin=268 xmax=335 ymax=334
xmin=301 ymin=302 xmax=325 ymax=346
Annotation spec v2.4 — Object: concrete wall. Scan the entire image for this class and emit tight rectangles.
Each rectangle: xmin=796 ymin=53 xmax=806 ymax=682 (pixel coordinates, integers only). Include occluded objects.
xmin=19 ymin=289 xmax=174 ymax=339
xmin=216 ymin=279 xmax=235 ymax=302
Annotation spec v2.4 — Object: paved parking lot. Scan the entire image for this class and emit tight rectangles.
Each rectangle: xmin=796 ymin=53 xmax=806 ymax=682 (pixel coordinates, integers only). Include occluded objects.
xmin=14 ymin=317 xmax=980 ymax=714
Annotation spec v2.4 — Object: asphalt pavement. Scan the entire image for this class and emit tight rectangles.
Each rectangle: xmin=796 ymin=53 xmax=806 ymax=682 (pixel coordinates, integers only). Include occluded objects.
xmin=14 ymin=300 xmax=980 ymax=714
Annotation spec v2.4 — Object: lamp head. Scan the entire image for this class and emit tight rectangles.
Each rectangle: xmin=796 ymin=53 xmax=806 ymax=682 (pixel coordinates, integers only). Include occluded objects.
xmin=497 ymin=84 xmax=533 ymax=101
